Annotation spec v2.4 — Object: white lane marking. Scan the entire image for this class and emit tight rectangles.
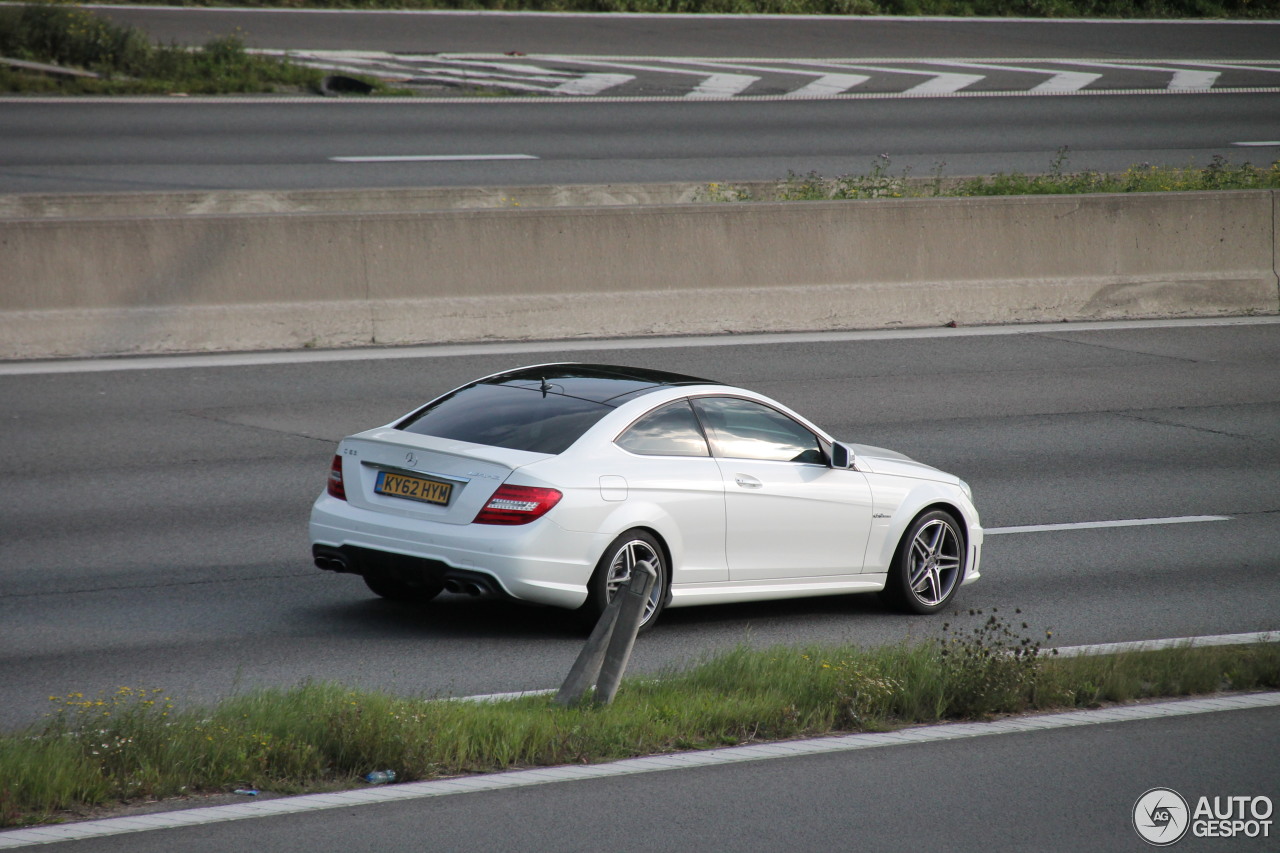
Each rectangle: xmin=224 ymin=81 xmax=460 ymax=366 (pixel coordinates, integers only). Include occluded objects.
xmin=785 ymin=74 xmax=871 ymax=98
xmin=455 ymin=688 xmax=556 ymax=703
xmin=3 ymin=691 xmax=1276 ymax=847
xmin=9 ymin=85 xmax=1280 ymax=106
xmin=4 ymin=317 xmax=1279 ymax=376
xmin=803 ymin=61 xmax=984 ymax=94
xmin=394 ymin=73 xmax=577 ymax=94
xmin=685 ymin=73 xmax=761 ymax=99
xmin=923 ymin=60 xmax=1100 ymax=93
xmin=1042 ymin=59 xmax=1219 ymax=90
xmin=263 ymin=50 xmax=633 ymax=95
xmin=1053 ymin=631 xmax=1276 ymax=658
xmin=987 ymin=515 xmax=1231 ymax=535
xmin=1233 ymin=141 xmax=1280 ymax=147
xmin=554 ymin=73 xmax=636 ymax=96
xmin=538 ymin=56 xmax=759 ymax=97
xmin=329 ymin=154 xmax=537 ymax=162
xmin=666 ymin=59 xmax=869 ymax=97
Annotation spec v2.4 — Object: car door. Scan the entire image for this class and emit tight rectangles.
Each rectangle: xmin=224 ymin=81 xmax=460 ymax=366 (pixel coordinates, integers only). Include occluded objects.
xmin=691 ymin=396 xmax=874 ymax=582
xmin=614 ymin=399 xmax=728 ymax=585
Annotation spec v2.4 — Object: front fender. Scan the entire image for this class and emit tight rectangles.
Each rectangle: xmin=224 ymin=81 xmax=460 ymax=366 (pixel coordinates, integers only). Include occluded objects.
xmin=862 ymin=475 xmax=982 ymax=575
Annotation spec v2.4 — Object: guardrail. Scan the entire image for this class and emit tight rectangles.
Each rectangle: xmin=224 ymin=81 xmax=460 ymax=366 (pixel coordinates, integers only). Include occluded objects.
xmin=1 ymin=189 xmax=1276 ymax=360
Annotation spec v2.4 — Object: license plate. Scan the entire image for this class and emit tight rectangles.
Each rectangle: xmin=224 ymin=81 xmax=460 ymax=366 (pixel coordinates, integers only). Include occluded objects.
xmin=375 ymin=470 xmax=453 ymax=506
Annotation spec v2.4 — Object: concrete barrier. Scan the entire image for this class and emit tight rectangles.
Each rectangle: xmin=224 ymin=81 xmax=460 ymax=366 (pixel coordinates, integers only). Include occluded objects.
xmin=1 ymin=189 xmax=1276 ymax=360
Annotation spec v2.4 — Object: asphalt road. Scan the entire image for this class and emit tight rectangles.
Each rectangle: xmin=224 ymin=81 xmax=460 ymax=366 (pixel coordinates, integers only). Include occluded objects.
xmin=3 ymin=12 xmax=1277 ymax=193
xmin=2 ymin=318 xmax=1278 ymax=734
xmin=3 ymin=92 xmax=1277 ymax=193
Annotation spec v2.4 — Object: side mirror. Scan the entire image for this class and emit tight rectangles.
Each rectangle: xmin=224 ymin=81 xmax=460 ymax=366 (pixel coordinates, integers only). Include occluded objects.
xmin=830 ymin=441 xmax=855 ymax=469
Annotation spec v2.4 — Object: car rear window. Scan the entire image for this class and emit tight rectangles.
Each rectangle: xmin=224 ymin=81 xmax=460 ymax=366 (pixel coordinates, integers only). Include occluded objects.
xmin=397 ymin=382 xmax=612 ymax=455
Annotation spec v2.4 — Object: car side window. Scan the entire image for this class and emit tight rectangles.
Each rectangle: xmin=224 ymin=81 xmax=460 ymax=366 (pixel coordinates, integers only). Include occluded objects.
xmin=616 ymin=400 xmax=712 ymax=457
xmin=692 ymin=397 xmax=826 ymax=464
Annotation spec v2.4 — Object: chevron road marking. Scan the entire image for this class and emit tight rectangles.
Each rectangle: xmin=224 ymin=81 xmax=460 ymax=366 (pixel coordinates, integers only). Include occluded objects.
xmin=1041 ymin=59 xmax=1219 ymax=90
xmin=553 ymin=73 xmax=636 ymax=96
xmin=251 ymin=50 xmax=1280 ymax=98
xmin=925 ymin=60 xmax=1102 ymax=93
xmin=799 ymin=60 xmax=984 ymax=94
xmin=672 ymin=59 xmax=870 ymax=98
xmin=541 ymin=56 xmax=760 ymax=97
xmin=785 ymin=73 xmax=872 ymax=97
xmin=686 ymin=72 xmax=761 ymax=98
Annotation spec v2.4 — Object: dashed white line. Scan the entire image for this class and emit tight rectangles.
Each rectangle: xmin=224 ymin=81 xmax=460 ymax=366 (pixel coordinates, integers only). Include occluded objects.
xmin=329 ymin=154 xmax=538 ymax=162
xmin=986 ymin=515 xmax=1232 ymax=535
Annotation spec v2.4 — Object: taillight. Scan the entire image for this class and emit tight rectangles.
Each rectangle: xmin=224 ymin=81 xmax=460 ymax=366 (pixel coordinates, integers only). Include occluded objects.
xmin=328 ymin=454 xmax=347 ymax=501
xmin=473 ymin=485 xmax=562 ymax=525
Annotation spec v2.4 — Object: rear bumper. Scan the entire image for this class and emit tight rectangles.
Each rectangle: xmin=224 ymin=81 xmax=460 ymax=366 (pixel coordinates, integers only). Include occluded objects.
xmin=308 ymin=492 xmax=601 ymax=610
xmin=313 ymin=543 xmax=506 ymax=598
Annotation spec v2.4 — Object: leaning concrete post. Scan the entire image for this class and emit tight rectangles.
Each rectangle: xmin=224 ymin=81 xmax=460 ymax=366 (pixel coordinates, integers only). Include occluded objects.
xmin=554 ymin=588 xmax=623 ymax=707
xmin=554 ymin=560 xmax=657 ymax=707
xmin=594 ymin=561 xmax=657 ymax=706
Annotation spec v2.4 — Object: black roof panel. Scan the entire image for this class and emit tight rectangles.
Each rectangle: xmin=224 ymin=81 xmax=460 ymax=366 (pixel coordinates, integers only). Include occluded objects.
xmin=486 ymin=364 xmax=720 ymax=405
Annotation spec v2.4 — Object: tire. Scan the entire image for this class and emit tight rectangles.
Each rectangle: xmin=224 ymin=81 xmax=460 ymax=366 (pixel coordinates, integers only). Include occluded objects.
xmin=881 ymin=510 xmax=965 ymax=615
xmin=362 ymin=573 xmax=443 ymax=603
xmin=578 ymin=530 xmax=669 ymax=632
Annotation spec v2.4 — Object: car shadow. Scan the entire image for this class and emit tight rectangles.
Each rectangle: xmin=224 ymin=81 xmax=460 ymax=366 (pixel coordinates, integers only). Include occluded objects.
xmin=304 ymin=592 xmax=590 ymax=641
xmin=304 ymin=582 xmax=922 ymax=642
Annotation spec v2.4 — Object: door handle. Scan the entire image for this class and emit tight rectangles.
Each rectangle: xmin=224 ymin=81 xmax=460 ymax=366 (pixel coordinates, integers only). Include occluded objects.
xmin=734 ymin=475 xmax=763 ymax=489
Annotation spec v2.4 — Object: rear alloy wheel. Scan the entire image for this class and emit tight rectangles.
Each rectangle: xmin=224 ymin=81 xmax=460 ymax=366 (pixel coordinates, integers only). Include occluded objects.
xmin=883 ymin=510 xmax=965 ymax=614
xmin=580 ymin=530 xmax=669 ymax=632
xmin=362 ymin=573 xmax=443 ymax=603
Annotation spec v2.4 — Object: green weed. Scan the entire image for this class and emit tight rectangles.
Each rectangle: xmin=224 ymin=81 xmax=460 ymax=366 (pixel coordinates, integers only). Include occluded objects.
xmin=0 ymin=2 xmax=385 ymax=94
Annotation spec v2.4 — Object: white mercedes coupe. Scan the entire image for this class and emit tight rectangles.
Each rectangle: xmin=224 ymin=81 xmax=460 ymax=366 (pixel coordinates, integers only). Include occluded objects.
xmin=310 ymin=363 xmax=982 ymax=630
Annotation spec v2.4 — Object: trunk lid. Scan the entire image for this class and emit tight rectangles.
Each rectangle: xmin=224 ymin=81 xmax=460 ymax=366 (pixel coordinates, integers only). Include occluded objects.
xmin=339 ymin=427 xmax=549 ymax=525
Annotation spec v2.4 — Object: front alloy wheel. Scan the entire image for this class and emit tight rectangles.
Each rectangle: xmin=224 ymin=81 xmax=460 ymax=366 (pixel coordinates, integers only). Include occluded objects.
xmin=884 ymin=510 xmax=965 ymax=614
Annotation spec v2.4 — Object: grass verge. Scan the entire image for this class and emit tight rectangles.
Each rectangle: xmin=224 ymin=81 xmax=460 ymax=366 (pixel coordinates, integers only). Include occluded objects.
xmin=0 ymin=2 xmax=391 ymax=95
xmin=698 ymin=151 xmax=1280 ymax=203
xmin=2 ymin=611 xmax=1277 ymax=828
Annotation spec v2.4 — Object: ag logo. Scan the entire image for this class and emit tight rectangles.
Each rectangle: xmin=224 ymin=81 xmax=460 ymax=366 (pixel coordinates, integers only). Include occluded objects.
xmin=1134 ymin=788 xmax=1190 ymax=846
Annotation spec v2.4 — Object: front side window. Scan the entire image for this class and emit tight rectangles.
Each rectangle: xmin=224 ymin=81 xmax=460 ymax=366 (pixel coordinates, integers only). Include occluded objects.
xmin=692 ymin=397 xmax=826 ymax=464
xmin=616 ymin=401 xmax=710 ymax=457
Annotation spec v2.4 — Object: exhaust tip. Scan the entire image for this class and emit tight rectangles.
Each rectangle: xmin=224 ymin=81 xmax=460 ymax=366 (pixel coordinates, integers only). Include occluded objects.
xmin=313 ymin=550 xmax=353 ymax=574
